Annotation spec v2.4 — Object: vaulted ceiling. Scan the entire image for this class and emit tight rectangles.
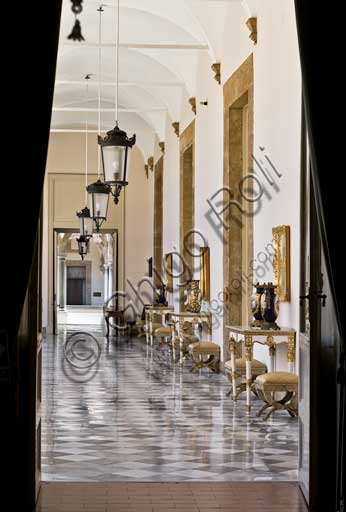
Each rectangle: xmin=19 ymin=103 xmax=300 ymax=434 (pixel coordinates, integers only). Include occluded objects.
xmin=51 ymin=0 xmax=256 ymax=157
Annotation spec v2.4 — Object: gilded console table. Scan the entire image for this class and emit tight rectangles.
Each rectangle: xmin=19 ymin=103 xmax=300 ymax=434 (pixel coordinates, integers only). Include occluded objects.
xmin=225 ymin=325 xmax=296 ymax=412
xmin=145 ymin=306 xmax=174 ymax=345
xmin=170 ymin=312 xmax=212 ymax=365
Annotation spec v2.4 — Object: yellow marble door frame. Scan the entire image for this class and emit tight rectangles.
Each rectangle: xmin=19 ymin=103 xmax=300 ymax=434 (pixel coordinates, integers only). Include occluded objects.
xmin=223 ymin=54 xmax=254 ymax=360
xmin=179 ymin=120 xmax=195 ymax=309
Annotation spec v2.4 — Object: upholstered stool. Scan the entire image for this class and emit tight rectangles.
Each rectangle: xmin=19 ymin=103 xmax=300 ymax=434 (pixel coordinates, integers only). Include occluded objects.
xmin=188 ymin=342 xmax=220 ymax=373
xmin=224 ymin=358 xmax=267 ymax=400
xmin=181 ymin=334 xmax=199 ymax=343
xmin=154 ymin=325 xmax=174 ymax=350
xmin=154 ymin=326 xmax=172 ymax=337
xmin=255 ymin=372 xmax=298 ymax=420
xmin=143 ymin=322 xmax=163 ymax=333
xmin=135 ymin=319 xmax=146 ymax=336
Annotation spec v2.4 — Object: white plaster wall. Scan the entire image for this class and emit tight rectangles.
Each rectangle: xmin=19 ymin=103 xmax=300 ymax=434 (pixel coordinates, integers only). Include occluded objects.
xmin=124 ymin=146 xmax=154 ymax=320
xmin=194 ymin=50 xmax=224 ymax=351
xmin=162 ymin=114 xmax=180 ymax=311
xmin=160 ymin=0 xmax=301 ymax=368
xmin=251 ymin=0 xmax=301 ymax=370
xmin=221 ymin=2 xmax=253 ymax=83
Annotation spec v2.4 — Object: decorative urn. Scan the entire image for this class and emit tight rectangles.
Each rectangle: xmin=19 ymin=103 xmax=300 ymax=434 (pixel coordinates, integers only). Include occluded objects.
xmin=260 ymin=283 xmax=280 ymax=328
xmin=250 ymin=282 xmax=264 ymax=323
xmin=155 ymin=284 xmax=168 ymax=306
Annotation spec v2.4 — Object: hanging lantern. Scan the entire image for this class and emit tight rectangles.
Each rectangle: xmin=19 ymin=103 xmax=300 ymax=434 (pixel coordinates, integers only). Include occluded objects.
xmin=86 ymin=179 xmax=111 ymax=232
xmin=76 ymin=206 xmax=93 ymax=238
xmin=77 ymin=236 xmax=89 ymax=260
xmin=98 ymin=124 xmax=136 ymax=204
xmin=96 ymin=0 xmax=136 ymax=205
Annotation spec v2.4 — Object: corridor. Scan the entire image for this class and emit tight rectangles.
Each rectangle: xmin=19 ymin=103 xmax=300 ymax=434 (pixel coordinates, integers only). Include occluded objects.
xmin=42 ymin=327 xmax=298 ymax=483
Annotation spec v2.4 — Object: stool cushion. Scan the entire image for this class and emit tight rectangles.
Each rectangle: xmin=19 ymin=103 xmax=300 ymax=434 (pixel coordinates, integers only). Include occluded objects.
xmin=182 ymin=321 xmax=194 ymax=334
xmin=143 ymin=322 xmax=163 ymax=332
xmin=181 ymin=334 xmax=199 ymax=343
xmin=224 ymin=358 xmax=267 ymax=371
xmin=155 ymin=326 xmax=172 ymax=336
xmin=255 ymin=372 xmax=298 ymax=385
xmin=189 ymin=342 xmax=220 ymax=353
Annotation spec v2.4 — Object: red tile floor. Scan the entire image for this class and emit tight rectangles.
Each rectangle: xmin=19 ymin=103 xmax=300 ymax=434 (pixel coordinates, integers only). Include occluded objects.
xmin=36 ymin=482 xmax=308 ymax=511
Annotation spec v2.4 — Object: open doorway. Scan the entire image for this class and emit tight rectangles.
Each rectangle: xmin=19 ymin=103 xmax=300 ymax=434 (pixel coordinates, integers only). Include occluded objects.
xmin=53 ymin=229 xmax=118 ymax=332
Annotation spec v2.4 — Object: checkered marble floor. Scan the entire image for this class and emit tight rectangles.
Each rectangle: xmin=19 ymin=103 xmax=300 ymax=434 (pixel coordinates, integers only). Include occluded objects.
xmin=42 ymin=326 xmax=298 ymax=482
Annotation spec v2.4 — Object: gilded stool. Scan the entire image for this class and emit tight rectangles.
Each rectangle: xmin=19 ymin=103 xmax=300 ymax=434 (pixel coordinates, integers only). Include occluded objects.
xmin=135 ymin=319 xmax=146 ymax=336
xmin=188 ymin=342 xmax=220 ymax=373
xmin=154 ymin=325 xmax=174 ymax=350
xmin=143 ymin=322 xmax=163 ymax=334
xmin=224 ymin=358 xmax=267 ymax=400
xmin=255 ymin=372 xmax=298 ymax=420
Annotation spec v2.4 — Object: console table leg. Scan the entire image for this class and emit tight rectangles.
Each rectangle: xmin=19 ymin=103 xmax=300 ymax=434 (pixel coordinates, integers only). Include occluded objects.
xmin=245 ymin=335 xmax=253 ymax=412
xmin=287 ymin=333 xmax=295 ymax=372
xmin=230 ymin=338 xmax=237 ymax=401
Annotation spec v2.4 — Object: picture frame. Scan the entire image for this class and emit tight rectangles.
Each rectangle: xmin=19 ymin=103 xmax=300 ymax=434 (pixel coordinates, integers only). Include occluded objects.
xmin=272 ymin=225 xmax=290 ymax=302
xmin=200 ymin=246 xmax=210 ymax=301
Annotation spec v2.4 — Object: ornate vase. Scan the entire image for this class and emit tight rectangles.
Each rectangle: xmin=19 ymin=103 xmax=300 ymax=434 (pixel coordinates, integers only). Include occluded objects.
xmin=250 ymin=282 xmax=264 ymax=322
xmin=184 ymin=280 xmax=202 ymax=313
xmin=155 ymin=284 xmax=168 ymax=306
xmin=260 ymin=283 xmax=280 ymax=326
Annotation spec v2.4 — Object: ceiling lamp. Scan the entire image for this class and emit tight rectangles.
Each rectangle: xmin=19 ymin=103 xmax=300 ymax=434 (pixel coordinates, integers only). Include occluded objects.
xmin=77 ymin=236 xmax=89 ymax=260
xmin=77 ymin=206 xmax=93 ymax=238
xmin=86 ymin=6 xmax=111 ymax=232
xmin=86 ymin=179 xmax=111 ymax=232
xmin=98 ymin=0 xmax=136 ymax=205
xmin=76 ymin=74 xmax=94 ymax=259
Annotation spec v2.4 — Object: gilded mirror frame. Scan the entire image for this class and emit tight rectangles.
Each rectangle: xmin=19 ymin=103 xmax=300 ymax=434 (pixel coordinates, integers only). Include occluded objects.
xmin=272 ymin=225 xmax=290 ymax=302
xmin=200 ymin=246 xmax=210 ymax=301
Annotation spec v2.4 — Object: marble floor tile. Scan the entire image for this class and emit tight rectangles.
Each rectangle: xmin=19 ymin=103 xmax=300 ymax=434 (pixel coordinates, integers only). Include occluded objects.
xmin=41 ymin=326 xmax=298 ymax=482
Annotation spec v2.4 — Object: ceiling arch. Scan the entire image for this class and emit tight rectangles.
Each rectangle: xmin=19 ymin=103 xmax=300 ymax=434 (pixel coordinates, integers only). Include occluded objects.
xmin=53 ymin=0 xmax=246 ymax=143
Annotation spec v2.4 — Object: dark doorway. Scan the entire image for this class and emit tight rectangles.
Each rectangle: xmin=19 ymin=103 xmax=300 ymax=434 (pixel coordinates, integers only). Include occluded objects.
xmin=67 ymin=278 xmax=85 ymax=305
xmin=67 ymin=266 xmax=86 ymax=305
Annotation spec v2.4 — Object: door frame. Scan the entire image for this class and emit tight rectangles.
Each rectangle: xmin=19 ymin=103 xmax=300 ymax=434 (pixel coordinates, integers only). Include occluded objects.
xmin=52 ymin=228 xmax=118 ymax=334
xmin=299 ymin=95 xmax=340 ymax=510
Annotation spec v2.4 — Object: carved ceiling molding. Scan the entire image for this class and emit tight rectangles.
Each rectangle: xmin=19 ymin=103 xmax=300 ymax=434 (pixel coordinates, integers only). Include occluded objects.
xmin=188 ymin=97 xmax=196 ymax=115
xmin=246 ymin=17 xmax=257 ymax=44
xmin=148 ymin=156 xmax=154 ymax=171
xmin=172 ymin=121 xmax=180 ymax=137
xmin=159 ymin=141 xmax=165 ymax=154
xmin=211 ymin=63 xmax=221 ymax=84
